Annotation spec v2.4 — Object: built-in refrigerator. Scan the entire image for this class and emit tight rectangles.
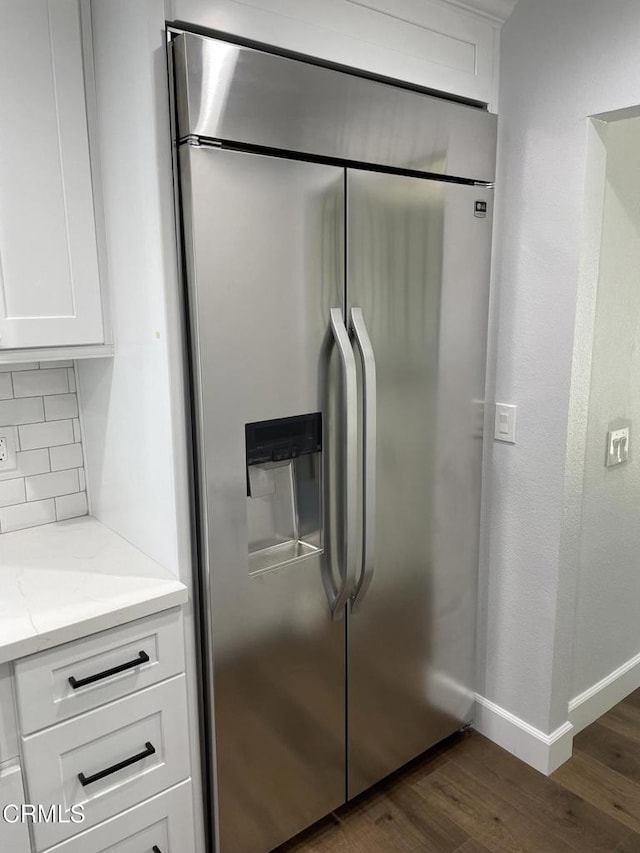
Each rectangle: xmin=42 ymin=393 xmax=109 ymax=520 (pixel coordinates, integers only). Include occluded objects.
xmin=172 ymin=30 xmax=496 ymax=853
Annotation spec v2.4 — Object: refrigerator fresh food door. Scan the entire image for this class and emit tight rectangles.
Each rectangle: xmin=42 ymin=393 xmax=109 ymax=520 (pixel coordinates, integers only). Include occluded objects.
xmin=180 ymin=145 xmax=347 ymax=853
xmin=346 ymin=169 xmax=493 ymax=798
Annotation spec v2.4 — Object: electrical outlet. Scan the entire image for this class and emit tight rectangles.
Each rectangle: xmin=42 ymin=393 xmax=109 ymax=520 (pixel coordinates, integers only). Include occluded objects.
xmin=0 ymin=426 xmax=18 ymax=472
xmin=606 ymin=427 xmax=630 ymax=467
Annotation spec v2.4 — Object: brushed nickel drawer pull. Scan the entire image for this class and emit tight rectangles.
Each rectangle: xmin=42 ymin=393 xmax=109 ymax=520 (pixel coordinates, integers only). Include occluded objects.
xmin=77 ymin=741 xmax=156 ymax=787
xmin=68 ymin=651 xmax=150 ymax=689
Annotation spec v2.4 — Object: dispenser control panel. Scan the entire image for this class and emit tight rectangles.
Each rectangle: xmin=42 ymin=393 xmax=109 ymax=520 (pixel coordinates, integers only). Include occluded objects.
xmin=245 ymin=413 xmax=322 ymax=466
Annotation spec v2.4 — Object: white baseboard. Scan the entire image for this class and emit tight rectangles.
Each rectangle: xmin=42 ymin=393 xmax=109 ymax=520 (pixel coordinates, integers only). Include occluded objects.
xmin=569 ymin=650 xmax=640 ymax=735
xmin=473 ymin=694 xmax=574 ymax=775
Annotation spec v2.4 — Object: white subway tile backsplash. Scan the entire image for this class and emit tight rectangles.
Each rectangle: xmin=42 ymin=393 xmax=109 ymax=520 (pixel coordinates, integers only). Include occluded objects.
xmin=0 ymin=397 xmax=44 ymax=426
xmin=56 ymin=491 xmax=88 ymax=521
xmin=0 ymin=449 xmax=50 ymax=483
xmin=12 ymin=368 xmax=69 ymax=398
xmin=0 ymin=374 xmax=12 ymax=400
xmin=0 ymin=363 xmax=38 ymax=373
xmin=44 ymin=393 xmax=79 ymax=421
xmin=0 ymin=499 xmax=56 ymax=533
xmin=0 ymin=478 xmax=26 ymax=508
xmin=49 ymin=443 xmax=83 ymax=472
xmin=25 ymin=469 xmax=79 ymax=502
xmin=19 ymin=420 xmax=74 ymax=450
xmin=0 ymin=363 xmax=87 ymax=534
xmin=40 ymin=360 xmax=73 ymax=369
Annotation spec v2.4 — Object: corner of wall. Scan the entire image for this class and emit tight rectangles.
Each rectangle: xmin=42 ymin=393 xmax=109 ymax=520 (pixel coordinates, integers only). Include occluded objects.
xmin=474 ymin=694 xmax=573 ymax=775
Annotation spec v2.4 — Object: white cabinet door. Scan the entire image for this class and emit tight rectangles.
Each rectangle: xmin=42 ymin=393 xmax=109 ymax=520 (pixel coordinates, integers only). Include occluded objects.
xmin=0 ymin=764 xmax=31 ymax=853
xmin=0 ymin=0 xmax=104 ymax=349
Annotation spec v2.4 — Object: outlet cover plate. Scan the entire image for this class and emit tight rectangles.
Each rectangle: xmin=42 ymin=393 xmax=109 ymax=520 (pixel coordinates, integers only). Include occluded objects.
xmin=606 ymin=427 xmax=630 ymax=468
xmin=0 ymin=425 xmax=18 ymax=472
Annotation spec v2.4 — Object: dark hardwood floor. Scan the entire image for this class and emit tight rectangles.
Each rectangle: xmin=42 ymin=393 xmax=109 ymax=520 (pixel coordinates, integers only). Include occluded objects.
xmin=276 ymin=690 xmax=640 ymax=852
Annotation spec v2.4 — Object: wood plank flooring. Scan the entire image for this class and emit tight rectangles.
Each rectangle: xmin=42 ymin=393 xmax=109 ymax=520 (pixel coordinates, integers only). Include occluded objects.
xmin=276 ymin=690 xmax=640 ymax=852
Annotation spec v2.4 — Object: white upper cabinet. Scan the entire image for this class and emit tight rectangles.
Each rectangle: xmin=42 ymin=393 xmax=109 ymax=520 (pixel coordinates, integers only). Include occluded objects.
xmin=0 ymin=0 xmax=104 ymax=350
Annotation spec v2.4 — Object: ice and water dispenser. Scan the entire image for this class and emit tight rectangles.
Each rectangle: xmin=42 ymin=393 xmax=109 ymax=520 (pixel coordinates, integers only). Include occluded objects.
xmin=245 ymin=413 xmax=323 ymax=574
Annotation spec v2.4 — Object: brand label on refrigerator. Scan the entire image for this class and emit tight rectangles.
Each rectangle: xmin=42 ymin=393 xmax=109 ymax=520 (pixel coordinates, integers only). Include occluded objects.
xmin=474 ymin=201 xmax=487 ymax=218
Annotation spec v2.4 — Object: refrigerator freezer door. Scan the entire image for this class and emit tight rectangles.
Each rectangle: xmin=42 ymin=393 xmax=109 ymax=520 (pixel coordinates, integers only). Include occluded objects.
xmin=173 ymin=33 xmax=498 ymax=184
xmin=346 ymin=170 xmax=493 ymax=798
xmin=180 ymin=146 xmax=346 ymax=853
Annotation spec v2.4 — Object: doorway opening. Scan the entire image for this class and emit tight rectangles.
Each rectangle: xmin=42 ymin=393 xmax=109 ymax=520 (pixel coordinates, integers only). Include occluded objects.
xmin=564 ymin=105 xmax=640 ymax=737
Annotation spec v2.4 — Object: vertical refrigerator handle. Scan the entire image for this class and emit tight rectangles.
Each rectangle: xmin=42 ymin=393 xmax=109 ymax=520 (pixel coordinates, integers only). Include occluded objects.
xmin=329 ymin=308 xmax=358 ymax=620
xmin=350 ymin=307 xmax=377 ymax=612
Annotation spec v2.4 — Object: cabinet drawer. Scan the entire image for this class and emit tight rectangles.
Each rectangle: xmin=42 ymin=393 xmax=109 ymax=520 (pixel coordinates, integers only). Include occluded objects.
xmin=44 ymin=780 xmax=195 ymax=853
xmin=14 ymin=607 xmax=184 ymax=734
xmin=23 ymin=675 xmax=190 ymax=851
xmin=0 ymin=763 xmax=31 ymax=853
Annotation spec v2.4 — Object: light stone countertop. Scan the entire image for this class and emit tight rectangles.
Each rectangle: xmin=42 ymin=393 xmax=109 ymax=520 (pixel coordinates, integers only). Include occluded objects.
xmin=0 ymin=516 xmax=188 ymax=664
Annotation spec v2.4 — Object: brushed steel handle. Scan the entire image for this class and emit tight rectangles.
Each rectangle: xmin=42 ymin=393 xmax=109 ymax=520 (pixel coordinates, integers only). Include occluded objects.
xmin=329 ymin=307 xmax=358 ymax=621
xmin=350 ymin=308 xmax=377 ymax=612
xmin=68 ymin=650 xmax=150 ymax=689
xmin=77 ymin=741 xmax=156 ymax=787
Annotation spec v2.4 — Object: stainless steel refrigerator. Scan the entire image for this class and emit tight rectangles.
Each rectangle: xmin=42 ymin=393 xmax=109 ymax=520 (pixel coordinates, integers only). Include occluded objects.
xmin=172 ymin=30 xmax=496 ymax=853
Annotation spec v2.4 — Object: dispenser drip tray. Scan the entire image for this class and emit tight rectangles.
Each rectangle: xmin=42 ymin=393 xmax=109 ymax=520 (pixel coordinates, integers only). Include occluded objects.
xmin=249 ymin=539 xmax=322 ymax=575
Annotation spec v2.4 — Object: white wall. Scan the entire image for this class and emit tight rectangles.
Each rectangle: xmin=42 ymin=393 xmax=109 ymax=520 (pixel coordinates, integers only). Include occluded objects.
xmin=571 ymin=116 xmax=640 ymax=697
xmin=478 ymin=0 xmax=640 ymax=742
xmin=79 ymin=1 xmax=185 ymax=577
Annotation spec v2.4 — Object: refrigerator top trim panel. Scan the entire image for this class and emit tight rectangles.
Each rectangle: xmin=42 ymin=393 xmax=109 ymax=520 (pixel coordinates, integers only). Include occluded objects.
xmin=172 ymin=32 xmax=497 ymax=183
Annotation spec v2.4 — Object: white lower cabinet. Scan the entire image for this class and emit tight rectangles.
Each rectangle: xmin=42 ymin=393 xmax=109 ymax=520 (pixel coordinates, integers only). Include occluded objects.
xmin=0 ymin=763 xmax=31 ymax=853
xmin=23 ymin=675 xmax=190 ymax=851
xmin=3 ymin=610 xmax=196 ymax=853
xmin=0 ymin=663 xmax=18 ymax=764
xmin=43 ymin=780 xmax=195 ymax=853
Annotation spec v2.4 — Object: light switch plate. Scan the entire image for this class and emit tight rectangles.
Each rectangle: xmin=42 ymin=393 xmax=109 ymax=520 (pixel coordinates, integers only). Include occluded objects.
xmin=0 ymin=425 xmax=18 ymax=472
xmin=494 ymin=403 xmax=517 ymax=444
xmin=606 ymin=427 xmax=630 ymax=467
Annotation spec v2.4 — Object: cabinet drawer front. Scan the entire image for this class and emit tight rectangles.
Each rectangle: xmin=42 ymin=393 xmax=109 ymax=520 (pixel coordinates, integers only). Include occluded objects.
xmin=14 ymin=608 xmax=184 ymax=734
xmin=0 ymin=763 xmax=31 ymax=853
xmin=23 ymin=675 xmax=190 ymax=851
xmin=44 ymin=780 xmax=195 ymax=853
